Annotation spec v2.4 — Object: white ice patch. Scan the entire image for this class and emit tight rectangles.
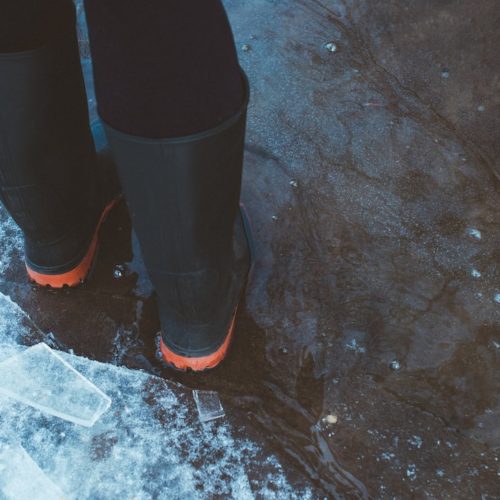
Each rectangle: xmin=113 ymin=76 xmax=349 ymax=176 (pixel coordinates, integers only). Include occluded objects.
xmin=0 ymin=206 xmax=22 ymax=276
xmin=0 ymin=443 xmax=65 ymax=500
xmin=0 ymin=289 xmax=308 ymax=498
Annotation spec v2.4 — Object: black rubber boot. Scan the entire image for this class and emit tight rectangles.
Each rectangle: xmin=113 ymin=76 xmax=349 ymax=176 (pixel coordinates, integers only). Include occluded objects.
xmin=104 ymin=71 xmax=251 ymax=371
xmin=0 ymin=0 xmax=120 ymax=287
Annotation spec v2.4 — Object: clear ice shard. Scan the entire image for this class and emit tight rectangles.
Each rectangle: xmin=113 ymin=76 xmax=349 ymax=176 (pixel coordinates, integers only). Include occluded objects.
xmin=193 ymin=390 xmax=225 ymax=423
xmin=0 ymin=343 xmax=111 ymax=427
xmin=0 ymin=443 xmax=64 ymax=499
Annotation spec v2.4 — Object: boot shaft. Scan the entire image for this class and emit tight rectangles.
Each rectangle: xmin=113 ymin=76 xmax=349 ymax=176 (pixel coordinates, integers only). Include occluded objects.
xmin=0 ymin=1 xmax=96 ymax=244
xmin=104 ymin=106 xmax=247 ymax=274
xmin=104 ymin=70 xmax=251 ymax=360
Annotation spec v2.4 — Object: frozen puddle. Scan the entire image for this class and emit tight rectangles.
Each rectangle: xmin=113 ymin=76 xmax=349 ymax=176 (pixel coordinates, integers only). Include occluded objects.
xmin=0 ymin=295 xmax=308 ymax=498
xmin=0 ymin=443 xmax=65 ymax=499
xmin=0 ymin=343 xmax=111 ymax=427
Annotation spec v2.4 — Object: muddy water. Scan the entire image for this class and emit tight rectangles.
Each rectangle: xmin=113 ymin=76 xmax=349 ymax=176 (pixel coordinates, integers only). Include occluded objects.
xmin=1 ymin=0 xmax=500 ymax=497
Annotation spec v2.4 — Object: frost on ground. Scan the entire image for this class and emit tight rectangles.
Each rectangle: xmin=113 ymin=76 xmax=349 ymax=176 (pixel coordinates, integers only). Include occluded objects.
xmin=0 ymin=208 xmax=22 ymax=277
xmin=0 ymin=294 xmax=307 ymax=499
xmin=0 ymin=443 xmax=65 ymax=500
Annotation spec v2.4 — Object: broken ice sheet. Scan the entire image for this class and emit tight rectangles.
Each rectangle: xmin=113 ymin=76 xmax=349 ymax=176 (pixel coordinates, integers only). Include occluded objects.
xmin=193 ymin=390 xmax=225 ymax=423
xmin=0 ymin=343 xmax=111 ymax=427
xmin=0 ymin=443 xmax=64 ymax=500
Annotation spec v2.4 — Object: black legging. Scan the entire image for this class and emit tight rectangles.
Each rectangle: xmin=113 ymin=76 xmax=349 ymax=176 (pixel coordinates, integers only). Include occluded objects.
xmin=0 ymin=0 xmax=72 ymax=52
xmin=2 ymin=0 xmax=244 ymax=138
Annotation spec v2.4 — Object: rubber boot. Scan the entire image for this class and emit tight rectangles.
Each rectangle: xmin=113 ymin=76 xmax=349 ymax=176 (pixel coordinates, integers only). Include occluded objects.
xmin=0 ymin=0 xmax=120 ymax=287
xmin=104 ymin=70 xmax=252 ymax=371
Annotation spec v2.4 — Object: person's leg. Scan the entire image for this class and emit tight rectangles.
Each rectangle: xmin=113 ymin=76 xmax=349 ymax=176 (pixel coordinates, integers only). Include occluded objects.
xmin=0 ymin=0 xmax=120 ymax=287
xmin=84 ymin=0 xmax=245 ymax=137
xmin=0 ymin=0 xmax=69 ymax=53
xmin=84 ymin=0 xmax=251 ymax=370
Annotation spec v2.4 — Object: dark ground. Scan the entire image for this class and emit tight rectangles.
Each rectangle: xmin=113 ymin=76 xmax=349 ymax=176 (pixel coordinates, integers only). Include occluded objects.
xmin=1 ymin=0 xmax=499 ymax=497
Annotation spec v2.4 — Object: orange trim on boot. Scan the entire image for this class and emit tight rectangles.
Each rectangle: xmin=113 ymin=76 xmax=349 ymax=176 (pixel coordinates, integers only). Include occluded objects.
xmin=25 ymin=197 xmax=121 ymax=288
xmin=160 ymin=308 xmax=238 ymax=372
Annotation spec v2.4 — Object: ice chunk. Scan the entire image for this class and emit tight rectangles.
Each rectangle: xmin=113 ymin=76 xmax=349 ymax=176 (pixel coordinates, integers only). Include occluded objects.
xmin=193 ymin=390 xmax=225 ymax=423
xmin=0 ymin=443 xmax=64 ymax=499
xmin=0 ymin=343 xmax=111 ymax=427
xmin=0 ymin=347 xmax=305 ymax=498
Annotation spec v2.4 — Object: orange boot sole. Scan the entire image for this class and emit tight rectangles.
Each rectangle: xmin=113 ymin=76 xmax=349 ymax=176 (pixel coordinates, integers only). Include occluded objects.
xmin=26 ymin=197 xmax=121 ymax=288
xmin=159 ymin=306 xmax=239 ymax=372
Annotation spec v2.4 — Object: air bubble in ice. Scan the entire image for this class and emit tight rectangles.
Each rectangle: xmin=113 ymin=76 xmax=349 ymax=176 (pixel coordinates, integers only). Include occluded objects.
xmin=271 ymin=215 xmax=279 ymax=221
xmin=324 ymin=42 xmax=337 ymax=53
xmin=471 ymin=269 xmax=481 ymax=278
xmin=494 ymin=294 xmax=500 ymax=304
xmin=408 ymin=435 xmax=423 ymax=448
xmin=113 ymin=265 xmax=125 ymax=279
xmin=345 ymin=338 xmax=366 ymax=353
xmin=406 ymin=464 xmax=417 ymax=481
xmin=154 ymin=332 xmax=166 ymax=362
xmin=477 ymin=104 xmax=485 ymax=112
xmin=467 ymin=228 xmax=482 ymax=240
xmin=289 ymin=180 xmax=298 ymax=188
xmin=441 ymin=68 xmax=450 ymax=79
xmin=242 ymin=44 xmax=251 ymax=52
xmin=390 ymin=360 xmax=401 ymax=371
xmin=436 ymin=469 xmax=445 ymax=477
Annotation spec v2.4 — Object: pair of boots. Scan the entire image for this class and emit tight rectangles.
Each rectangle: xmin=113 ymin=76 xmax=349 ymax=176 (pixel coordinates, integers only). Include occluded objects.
xmin=0 ymin=3 xmax=251 ymax=371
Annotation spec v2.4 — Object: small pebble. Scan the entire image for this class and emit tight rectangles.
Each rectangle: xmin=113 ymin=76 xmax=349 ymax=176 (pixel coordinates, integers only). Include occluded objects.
xmin=477 ymin=104 xmax=485 ymax=112
xmin=242 ymin=44 xmax=251 ymax=52
xmin=323 ymin=414 xmax=338 ymax=425
xmin=494 ymin=294 xmax=500 ymax=304
xmin=279 ymin=346 xmax=289 ymax=355
xmin=436 ymin=469 xmax=445 ymax=478
xmin=289 ymin=180 xmax=298 ymax=188
xmin=441 ymin=68 xmax=450 ymax=79
xmin=324 ymin=42 xmax=337 ymax=53
xmin=271 ymin=215 xmax=279 ymax=221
